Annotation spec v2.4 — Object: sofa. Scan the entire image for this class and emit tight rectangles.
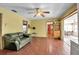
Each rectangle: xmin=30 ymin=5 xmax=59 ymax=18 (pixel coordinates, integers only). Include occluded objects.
xmin=3 ymin=32 xmax=32 ymax=50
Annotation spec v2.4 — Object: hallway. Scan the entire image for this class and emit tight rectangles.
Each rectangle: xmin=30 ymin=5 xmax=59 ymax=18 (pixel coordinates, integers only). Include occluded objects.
xmin=0 ymin=37 xmax=70 ymax=55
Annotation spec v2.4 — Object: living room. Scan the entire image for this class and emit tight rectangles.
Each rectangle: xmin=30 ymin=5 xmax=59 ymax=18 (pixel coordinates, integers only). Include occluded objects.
xmin=0 ymin=3 xmax=78 ymax=55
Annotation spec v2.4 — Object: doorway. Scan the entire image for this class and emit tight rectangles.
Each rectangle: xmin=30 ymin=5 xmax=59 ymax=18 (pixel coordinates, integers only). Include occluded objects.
xmin=47 ymin=21 xmax=53 ymax=38
xmin=0 ymin=13 xmax=2 ymax=49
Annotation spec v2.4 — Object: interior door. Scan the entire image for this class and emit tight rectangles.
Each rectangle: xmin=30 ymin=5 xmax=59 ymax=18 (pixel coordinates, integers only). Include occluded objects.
xmin=47 ymin=24 xmax=53 ymax=38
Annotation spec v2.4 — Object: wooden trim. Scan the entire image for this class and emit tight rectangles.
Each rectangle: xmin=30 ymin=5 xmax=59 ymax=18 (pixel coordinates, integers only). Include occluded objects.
xmin=0 ymin=13 xmax=2 ymax=49
xmin=61 ymin=9 xmax=77 ymax=20
xmin=0 ymin=13 xmax=2 ymax=36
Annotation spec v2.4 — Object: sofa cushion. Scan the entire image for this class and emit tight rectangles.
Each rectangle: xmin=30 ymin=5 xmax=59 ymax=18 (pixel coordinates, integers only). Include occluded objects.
xmin=19 ymin=35 xmax=24 ymax=39
xmin=15 ymin=37 xmax=21 ymax=44
xmin=11 ymin=34 xmax=18 ymax=38
xmin=17 ymin=32 xmax=24 ymax=39
xmin=18 ymin=32 xmax=23 ymax=36
xmin=4 ymin=34 xmax=15 ymax=40
xmin=3 ymin=34 xmax=11 ymax=39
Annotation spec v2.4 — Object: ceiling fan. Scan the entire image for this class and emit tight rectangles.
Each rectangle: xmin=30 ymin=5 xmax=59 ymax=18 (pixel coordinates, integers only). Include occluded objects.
xmin=28 ymin=8 xmax=50 ymax=17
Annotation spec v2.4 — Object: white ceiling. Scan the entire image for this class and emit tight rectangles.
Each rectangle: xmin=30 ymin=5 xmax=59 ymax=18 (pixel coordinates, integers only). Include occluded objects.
xmin=0 ymin=3 xmax=74 ymax=20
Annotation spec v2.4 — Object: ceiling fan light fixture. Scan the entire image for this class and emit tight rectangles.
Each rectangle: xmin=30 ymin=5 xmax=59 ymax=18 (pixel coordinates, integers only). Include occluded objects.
xmin=28 ymin=8 xmax=49 ymax=17
xmin=37 ymin=13 xmax=41 ymax=16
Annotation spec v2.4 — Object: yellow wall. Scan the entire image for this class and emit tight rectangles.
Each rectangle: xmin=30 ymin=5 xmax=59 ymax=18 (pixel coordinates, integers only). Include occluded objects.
xmin=0 ymin=7 xmax=24 ymax=49
xmin=30 ymin=20 xmax=47 ymax=37
xmin=29 ymin=19 xmax=59 ymax=37
xmin=27 ymin=20 xmax=31 ymax=34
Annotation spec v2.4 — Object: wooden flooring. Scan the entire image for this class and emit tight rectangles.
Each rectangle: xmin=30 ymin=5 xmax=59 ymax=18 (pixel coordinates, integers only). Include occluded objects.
xmin=0 ymin=37 xmax=70 ymax=55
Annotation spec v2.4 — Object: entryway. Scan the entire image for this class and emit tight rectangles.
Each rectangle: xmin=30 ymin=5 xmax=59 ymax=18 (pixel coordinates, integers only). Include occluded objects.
xmin=47 ymin=21 xmax=53 ymax=38
xmin=47 ymin=20 xmax=60 ymax=39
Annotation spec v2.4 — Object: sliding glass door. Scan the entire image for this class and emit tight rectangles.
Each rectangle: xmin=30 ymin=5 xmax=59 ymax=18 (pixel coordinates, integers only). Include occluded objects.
xmin=64 ymin=13 xmax=78 ymax=45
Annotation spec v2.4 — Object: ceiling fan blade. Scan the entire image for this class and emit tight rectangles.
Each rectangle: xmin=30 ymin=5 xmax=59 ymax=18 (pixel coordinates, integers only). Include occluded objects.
xmin=33 ymin=14 xmax=37 ymax=17
xmin=11 ymin=10 xmax=17 ymax=13
xmin=41 ymin=14 xmax=45 ymax=17
xmin=43 ymin=11 xmax=50 ymax=13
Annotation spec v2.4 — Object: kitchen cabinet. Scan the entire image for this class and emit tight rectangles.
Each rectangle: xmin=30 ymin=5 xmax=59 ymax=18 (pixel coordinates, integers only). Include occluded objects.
xmin=53 ymin=20 xmax=60 ymax=39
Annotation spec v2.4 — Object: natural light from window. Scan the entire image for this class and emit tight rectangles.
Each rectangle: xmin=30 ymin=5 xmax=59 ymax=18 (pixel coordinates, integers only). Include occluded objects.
xmin=64 ymin=13 xmax=78 ymax=45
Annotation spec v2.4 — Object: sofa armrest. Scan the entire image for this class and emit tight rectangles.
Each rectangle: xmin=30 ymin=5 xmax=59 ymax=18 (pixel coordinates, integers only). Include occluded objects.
xmin=12 ymin=37 xmax=21 ymax=45
xmin=14 ymin=40 xmax=20 ymax=50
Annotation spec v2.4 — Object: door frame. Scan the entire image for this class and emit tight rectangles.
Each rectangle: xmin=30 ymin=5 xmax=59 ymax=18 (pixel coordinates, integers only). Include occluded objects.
xmin=46 ymin=21 xmax=54 ymax=37
xmin=0 ymin=13 xmax=3 ymax=49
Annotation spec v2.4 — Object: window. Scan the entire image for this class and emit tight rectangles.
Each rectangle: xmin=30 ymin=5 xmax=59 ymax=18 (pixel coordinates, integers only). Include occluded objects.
xmin=64 ymin=13 xmax=78 ymax=44
xmin=64 ymin=13 xmax=78 ymax=36
xmin=23 ymin=21 xmax=28 ymax=33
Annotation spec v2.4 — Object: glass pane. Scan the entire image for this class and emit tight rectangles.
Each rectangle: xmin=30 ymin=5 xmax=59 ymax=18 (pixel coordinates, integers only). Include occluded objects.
xmin=64 ymin=13 xmax=78 ymax=44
